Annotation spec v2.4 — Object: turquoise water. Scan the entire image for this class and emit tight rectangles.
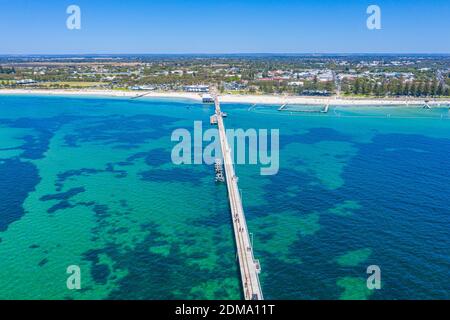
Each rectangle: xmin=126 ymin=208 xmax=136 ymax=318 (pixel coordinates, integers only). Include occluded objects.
xmin=0 ymin=95 xmax=449 ymax=300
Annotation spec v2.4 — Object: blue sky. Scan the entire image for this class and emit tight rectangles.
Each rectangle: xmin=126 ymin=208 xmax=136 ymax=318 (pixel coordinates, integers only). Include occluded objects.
xmin=0 ymin=0 xmax=449 ymax=54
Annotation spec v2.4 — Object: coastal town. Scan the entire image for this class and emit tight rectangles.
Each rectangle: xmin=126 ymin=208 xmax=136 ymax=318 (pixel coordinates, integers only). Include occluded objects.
xmin=1 ymin=55 xmax=449 ymax=99
xmin=1 ymin=0 xmax=450 ymax=307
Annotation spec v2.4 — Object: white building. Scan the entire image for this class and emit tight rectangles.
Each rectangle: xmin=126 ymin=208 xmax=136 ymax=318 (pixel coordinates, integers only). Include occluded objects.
xmin=288 ymin=81 xmax=304 ymax=86
xmin=129 ymin=85 xmax=156 ymax=90
xmin=183 ymin=85 xmax=209 ymax=93
xmin=16 ymin=79 xmax=37 ymax=85
xmin=202 ymin=94 xmax=214 ymax=103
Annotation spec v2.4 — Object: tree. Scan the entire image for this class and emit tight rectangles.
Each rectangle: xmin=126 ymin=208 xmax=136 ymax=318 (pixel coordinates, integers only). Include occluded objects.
xmin=341 ymin=81 xmax=351 ymax=95
xmin=395 ymin=81 xmax=403 ymax=96
xmin=403 ymin=82 xmax=411 ymax=96
xmin=325 ymin=81 xmax=334 ymax=93
xmin=373 ymin=83 xmax=380 ymax=96
xmin=424 ymin=82 xmax=431 ymax=97
xmin=381 ymin=81 xmax=388 ymax=96
xmin=430 ymin=80 xmax=438 ymax=96
xmin=353 ymin=79 xmax=361 ymax=95
xmin=410 ymin=83 xmax=417 ymax=96
xmin=436 ymin=83 xmax=444 ymax=96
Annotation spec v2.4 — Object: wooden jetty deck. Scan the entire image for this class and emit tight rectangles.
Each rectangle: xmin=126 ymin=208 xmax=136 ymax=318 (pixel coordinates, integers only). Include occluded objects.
xmin=212 ymin=96 xmax=264 ymax=300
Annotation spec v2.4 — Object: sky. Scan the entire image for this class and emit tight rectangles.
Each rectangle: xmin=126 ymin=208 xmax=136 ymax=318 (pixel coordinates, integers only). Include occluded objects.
xmin=0 ymin=0 xmax=449 ymax=54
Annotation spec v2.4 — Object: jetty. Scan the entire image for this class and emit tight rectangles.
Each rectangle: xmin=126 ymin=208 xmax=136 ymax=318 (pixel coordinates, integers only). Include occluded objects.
xmin=278 ymin=104 xmax=329 ymax=113
xmin=130 ymin=91 xmax=153 ymax=99
xmin=211 ymin=96 xmax=264 ymax=300
xmin=278 ymin=103 xmax=287 ymax=111
xmin=423 ymin=100 xmax=432 ymax=109
xmin=248 ymin=104 xmax=257 ymax=111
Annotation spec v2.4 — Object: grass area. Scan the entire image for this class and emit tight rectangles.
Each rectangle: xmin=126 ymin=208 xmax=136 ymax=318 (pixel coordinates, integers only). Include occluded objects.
xmin=221 ymin=90 xmax=249 ymax=95
xmin=0 ymin=80 xmax=15 ymax=85
xmin=37 ymin=81 xmax=106 ymax=88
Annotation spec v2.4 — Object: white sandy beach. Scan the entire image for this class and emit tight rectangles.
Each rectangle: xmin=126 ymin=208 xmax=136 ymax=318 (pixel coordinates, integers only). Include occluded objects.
xmin=0 ymin=89 xmax=203 ymax=101
xmin=1 ymin=89 xmax=450 ymax=106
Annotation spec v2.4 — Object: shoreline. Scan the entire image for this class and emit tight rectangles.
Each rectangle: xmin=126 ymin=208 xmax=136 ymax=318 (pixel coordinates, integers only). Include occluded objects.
xmin=1 ymin=89 xmax=450 ymax=107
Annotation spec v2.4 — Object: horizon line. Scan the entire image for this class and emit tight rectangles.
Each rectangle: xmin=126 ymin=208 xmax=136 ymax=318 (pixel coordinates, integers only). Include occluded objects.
xmin=1 ymin=52 xmax=450 ymax=57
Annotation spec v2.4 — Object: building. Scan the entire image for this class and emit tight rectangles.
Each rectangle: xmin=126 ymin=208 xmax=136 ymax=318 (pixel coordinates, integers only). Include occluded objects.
xmin=202 ymin=94 xmax=214 ymax=103
xmin=183 ymin=85 xmax=209 ymax=93
xmin=222 ymin=81 xmax=247 ymax=91
xmin=129 ymin=85 xmax=156 ymax=90
xmin=16 ymin=79 xmax=37 ymax=85
xmin=317 ymin=71 xmax=334 ymax=82
xmin=301 ymin=90 xmax=330 ymax=96
xmin=171 ymin=70 xmax=184 ymax=76
xmin=288 ymin=81 xmax=304 ymax=87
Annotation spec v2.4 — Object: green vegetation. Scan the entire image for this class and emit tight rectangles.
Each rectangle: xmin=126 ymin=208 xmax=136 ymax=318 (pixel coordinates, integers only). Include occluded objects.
xmin=1 ymin=55 xmax=449 ymax=98
xmin=343 ymin=78 xmax=450 ymax=97
xmin=37 ymin=81 xmax=106 ymax=89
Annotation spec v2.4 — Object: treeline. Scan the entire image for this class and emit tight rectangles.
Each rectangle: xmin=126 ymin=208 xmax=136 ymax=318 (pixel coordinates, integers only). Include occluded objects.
xmin=253 ymin=81 xmax=288 ymax=94
xmin=303 ymin=78 xmax=334 ymax=92
xmin=343 ymin=78 xmax=450 ymax=97
xmin=254 ymin=79 xmax=335 ymax=95
xmin=0 ymin=66 xmax=15 ymax=74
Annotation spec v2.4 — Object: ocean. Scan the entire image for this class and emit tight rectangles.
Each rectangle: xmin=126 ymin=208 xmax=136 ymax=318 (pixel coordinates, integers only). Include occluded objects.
xmin=0 ymin=95 xmax=449 ymax=299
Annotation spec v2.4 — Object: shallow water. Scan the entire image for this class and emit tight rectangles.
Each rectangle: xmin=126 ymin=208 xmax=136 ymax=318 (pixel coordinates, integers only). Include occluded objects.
xmin=0 ymin=95 xmax=449 ymax=299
